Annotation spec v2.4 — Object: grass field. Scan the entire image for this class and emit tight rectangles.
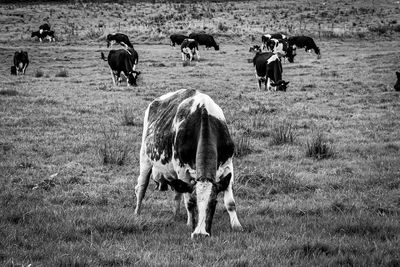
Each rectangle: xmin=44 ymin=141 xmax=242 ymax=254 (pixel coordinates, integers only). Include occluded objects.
xmin=1 ymin=0 xmax=400 ymax=266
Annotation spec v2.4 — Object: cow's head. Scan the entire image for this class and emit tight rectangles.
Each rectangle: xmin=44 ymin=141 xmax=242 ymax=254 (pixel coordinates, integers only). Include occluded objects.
xmin=106 ymin=34 xmax=113 ymax=47
xmin=128 ymin=71 xmax=141 ymax=86
xmin=214 ymin=44 xmax=220 ymax=51
xmin=395 ymin=72 xmax=400 ymax=91
xmin=271 ymin=80 xmax=289 ymax=92
xmin=11 ymin=66 xmax=17 ymax=75
xmin=286 ymin=45 xmax=297 ymax=63
xmin=167 ymin=173 xmax=232 ymax=237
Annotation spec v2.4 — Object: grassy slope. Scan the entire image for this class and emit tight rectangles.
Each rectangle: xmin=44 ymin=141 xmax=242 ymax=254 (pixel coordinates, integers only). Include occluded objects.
xmin=1 ymin=0 xmax=400 ymax=266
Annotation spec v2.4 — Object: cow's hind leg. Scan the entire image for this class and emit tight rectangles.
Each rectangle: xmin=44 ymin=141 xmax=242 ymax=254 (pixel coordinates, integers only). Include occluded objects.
xmin=134 ymin=153 xmax=152 ymax=215
xmin=109 ymin=68 xmax=116 ymax=85
xmin=223 ymin=170 xmax=243 ymax=231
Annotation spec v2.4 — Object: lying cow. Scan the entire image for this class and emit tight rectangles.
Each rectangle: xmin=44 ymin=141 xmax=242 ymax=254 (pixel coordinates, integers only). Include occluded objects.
xmin=288 ymin=36 xmax=321 ymax=59
xmin=181 ymin=38 xmax=200 ymax=61
xmin=189 ymin=33 xmax=219 ymax=50
xmin=170 ymin=34 xmax=188 ymax=47
xmin=395 ymin=72 xmax=400 ymax=91
xmin=135 ymin=89 xmax=243 ymax=237
xmin=11 ymin=51 xmax=29 ymax=75
xmin=106 ymin=33 xmax=133 ymax=49
xmin=253 ymin=52 xmax=289 ymax=91
xmin=101 ymin=48 xmax=140 ymax=86
xmin=31 ymin=30 xmax=55 ymax=42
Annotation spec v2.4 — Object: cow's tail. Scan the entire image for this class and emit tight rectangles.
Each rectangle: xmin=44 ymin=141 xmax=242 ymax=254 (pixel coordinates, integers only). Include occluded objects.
xmin=195 ymin=107 xmax=217 ymax=181
xmin=100 ymin=52 xmax=107 ymax=61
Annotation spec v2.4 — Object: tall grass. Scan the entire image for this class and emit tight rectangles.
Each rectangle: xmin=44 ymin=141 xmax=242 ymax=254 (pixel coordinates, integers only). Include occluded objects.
xmin=98 ymin=126 xmax=130 ymax=165
xmin=305 ymin=132 xmax=335 ymax=159
xmin=269 ymin=121 xmax=296 ymax=145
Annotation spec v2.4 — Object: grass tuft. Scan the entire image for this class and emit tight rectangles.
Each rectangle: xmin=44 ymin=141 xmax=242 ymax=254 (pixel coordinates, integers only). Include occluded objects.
xmin=233 ymin=134 xmax=252 ymax=158
xmin=121 ymin=108 xmax=138 ymax=126
xmin=0 ymin=89 xmax=18 ymax=96
xmin=305 ymin=132 xmax=335 ymax=159
xmin=269 ymin=121 xmax=295 ymax=145
xmin=289 ymin=242 xmax=338 ymax=258
xmin=98 ymin=126 xmax=130 ymax=166
xmin=55 ymin=69 xmax=69 ymax=77
xmin=35 ymin=69 xmax=44 ymax=78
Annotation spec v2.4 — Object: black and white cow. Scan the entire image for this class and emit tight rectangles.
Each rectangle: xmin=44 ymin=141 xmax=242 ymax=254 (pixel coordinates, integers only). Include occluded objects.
xmin=253 ymin=52 xmax=289 ymax=91
xmin=12 ymin=51 xmax=29 ymax=75
xmin=31 ymin=30 xmax=55 ymax=42
xmin=180 ymin=39 xmax=200 ymax=61
xmin=395 ymin=72 xmax=400 ymax=91
xmin=170 ymin=34 xmax=188 ymax=47
xmin=288 ymin=36 xmax=321 ymax=59
xmin=39 ymin=23 xmax=51 ymax=33
xmin=135 ymin=89 xmax=242 ymax=237
xmin=101 ymin=48 xmax=140 ymax=86
xmin=261 ymin=38 xmax=296 ymax=63
xmin=106 ymin=33 xmax=133 ymax=49
xmin=189 ymin=33 xmax=219 ymax=50
xmin=261 ymin=33 xmax=287 ymax=51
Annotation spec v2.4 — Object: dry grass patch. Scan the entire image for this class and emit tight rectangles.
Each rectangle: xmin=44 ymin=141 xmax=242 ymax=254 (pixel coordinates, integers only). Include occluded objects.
xmin=305 ymin=132 xmax=335 ymax=160
xmin=55 ymin=69 xmax=69 ymax=78
xmin=269 ymin=120 xmax=296 ymax=146
xmin=98 ymin=126 xmax=130 ymax=166
xmin=0 ymin=89 xmax=18 ymax=96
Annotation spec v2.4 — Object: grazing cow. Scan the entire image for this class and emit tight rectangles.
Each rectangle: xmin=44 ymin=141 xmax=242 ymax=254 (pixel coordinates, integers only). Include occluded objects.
xmin=135 ymin=89 xmax=243 ymax=237
xmin=189 ymin=33 xmax=219 ymax=50
xmin=39 ymin=23 xmax=51 ymax=33
xmin=253 ymin=52 xmax=289 ymax=91
xmin=31 ymin=30 xmax=55 ymax=42
xmin=261 ymin=38 xmax=296 ymax=63
xmin=180 ymin=39 xmax=200 ymax=61
xmin=249 ymin=45 xmax=262 ymax=53
xmin=106 ymin=33 xmax=133 ymax=49
xmin=12 ymin=51 xmax=29 ymax=75
xmin=170 ymin=34 xmax=188 ymax=47
xmin=261 ymin=33 xmax=287 ymax=50
xmin=101 ymin=48 xmax=140 ymax=86
xmin=395 ymin=72 xmax=400 ymax=91
xmin=288 ymin=36 xmax=321 ymax=59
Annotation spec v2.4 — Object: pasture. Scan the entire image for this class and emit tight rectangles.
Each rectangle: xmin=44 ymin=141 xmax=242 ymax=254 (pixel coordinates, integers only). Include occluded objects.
xmin=1 ymin=0 xmax=400 ymax=266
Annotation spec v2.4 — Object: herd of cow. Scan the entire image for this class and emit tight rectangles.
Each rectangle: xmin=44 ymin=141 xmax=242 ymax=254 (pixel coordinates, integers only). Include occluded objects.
xmin=9 ymin=27 xmax=400 ymax=238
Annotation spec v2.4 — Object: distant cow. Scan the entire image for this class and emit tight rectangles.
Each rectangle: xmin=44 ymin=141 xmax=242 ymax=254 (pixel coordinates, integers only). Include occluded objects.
xmin=134 ymin=89 xmax=243 ymax=237
xmin=181 ymin=39 xmax=200 ymax=61
xmin=288 ymin=36 xmax=321 ymax=59
xmin=12 ymin=51 xmax=29 ymax=75
xmin=106 ymin=33 xmax=133 ymax=49
xmin=253 ymin=52 xmax=289 ymax=91
xmin=395 ymin=72 xmax=400 ymax=91
xmin=261 ymin=33 xmax=287 ymax=50
xmin=189 ymin=33 xmax=219 ymax=50
xmin=39 ymin=23 xmax=51 ymax=33
xmin=249 ymin=45 xmax=262 ymax=53
xmin=170 ymin=34 xmax=188 ymax=47
xmin=262 ymin=38 xmax=296 ymax=63
xmin=101 ymin=48 xmax=140 ymax=86
xmin=31 ymin=30 xmax=55 ymax=42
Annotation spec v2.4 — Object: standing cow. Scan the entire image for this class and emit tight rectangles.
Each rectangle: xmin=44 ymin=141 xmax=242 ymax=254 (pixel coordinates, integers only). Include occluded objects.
xmin=395 ymin=72 xmax=400 ymax=91
xmin=170 ymin=34 xmax=188 ymax=47
xmin=106 ymin=33 xmax=133 ymax=49
xmin=135 ymin=89 xmax=243 ymax=237
xmin=189 ymin=33 xmax=219 ymax=50
xmin=101 ymin=48 xmax=140 ymax=86
xmin=288 ymin=36 xmax=321 ymax=59
xmin=253 ymin=52 xmax=289 ymax=91
xmin=180 ymin=39 xmax=200 ymax=61
xmin=11 ymin=51 xmax=29 ymax=75
xmin=31 ymin=30 xmax=55 ymax=42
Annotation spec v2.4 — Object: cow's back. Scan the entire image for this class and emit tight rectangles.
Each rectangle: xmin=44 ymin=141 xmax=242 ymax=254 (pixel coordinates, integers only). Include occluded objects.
xmin=253 ymin=52 xmax=274 ymax=77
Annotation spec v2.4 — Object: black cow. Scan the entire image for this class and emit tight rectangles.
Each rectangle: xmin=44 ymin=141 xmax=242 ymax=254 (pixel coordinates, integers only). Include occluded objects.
xmin=12 ymin=51 xmax=29 ymax=75
xmin=106 ymin=33 xmax=133 ymax=49
xmin=135 ymin=89 xmax=242 ymax=237
xmin=189 ymin=33 xmax=219 ymax=50
xmin=170 ymin=34 xmax=188 ymax=47
xmin=253 ymin=52 xmax=289 ymax=91
xmin=395 ymin=72 xmax=400 ymax=91
xmin=181 ymin=39 xmax=200 ymax=61
xmin=101 ymin=48 xmax=140 ymax=86
xmin=39 ymin=23 xmax=51 ymax=33
xmin=288 ymin=36 xmax=321 ymax=59
xmin=31 ymin=30 xmax=55 ymax=42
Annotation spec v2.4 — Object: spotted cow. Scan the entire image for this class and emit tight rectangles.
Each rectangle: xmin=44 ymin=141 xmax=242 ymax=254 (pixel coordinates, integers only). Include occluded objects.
xmin=12 ymin=51 xmax=29 ymax=75
xmin=253 ymin=52 xmax=289 ymax=91
xmin=288 ymin=35 xmax=321 ymax=59
xmin=134 ymin=89 xmax=243 ymax=237
xmin=180 ymin=39 xmax=200 ymax=61
xmin=106 ymin=33 xmax=133 ymax=49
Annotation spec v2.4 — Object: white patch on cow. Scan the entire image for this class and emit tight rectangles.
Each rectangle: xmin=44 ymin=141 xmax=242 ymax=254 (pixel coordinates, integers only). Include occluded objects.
xmin=158 ymin=89 xmax=187 ymax=101
xmin=189 ymin=93 xmax=225 ymax=121
xmin=267 ymin=54 xmax=279 ymax=64
xmin=267 ymin=78 xmax=272 ymax=91
xmin=191 ymin=181 xmax=213 ymax=237
xmin=263 ymin=34 xmax=271 ymax=39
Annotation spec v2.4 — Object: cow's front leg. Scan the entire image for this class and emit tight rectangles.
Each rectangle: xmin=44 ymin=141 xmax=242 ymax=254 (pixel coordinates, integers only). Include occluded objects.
xmin=134 ymin=154 xmax=152 ymax=215
xmin=173 ymin=192 xmax=182 ymax=219
xmin=181 ymin=52 xmax=186 ymax=61
xmin=223 ymin=172 xmax=243 ymax=231
xmin=183 ymin=193 xmax=195 ymax=229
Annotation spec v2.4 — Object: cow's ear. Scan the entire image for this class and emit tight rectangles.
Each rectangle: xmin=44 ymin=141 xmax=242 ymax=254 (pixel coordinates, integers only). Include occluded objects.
xmin=284 ymin=81 xmax=290 ymax=85
xmin=216 ymin=173 xmax=232 ymax=193
xmin=167 ymin=179 xmax=194 ymax=193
